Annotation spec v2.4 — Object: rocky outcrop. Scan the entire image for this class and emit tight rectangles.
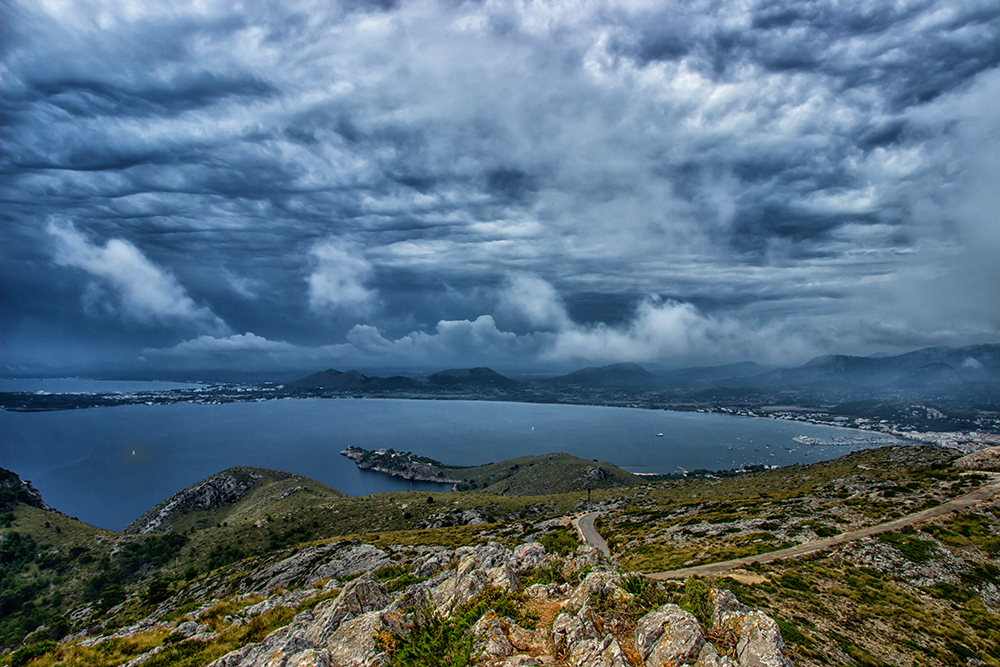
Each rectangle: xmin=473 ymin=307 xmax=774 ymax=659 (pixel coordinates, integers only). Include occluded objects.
xmin=634 ymin=604 xmax=705 ymax=665
xmin=302 ymin=573 xmax=390 ymax=647
xmin=0 ymin=467 xmax=51 ymax=510
xmin=87 ymin=539 xmax=789 ymax=667
xmin=123 ymin=467 xmax=277 ymax=534
xmin=954 ymin=446 xmax=1000 ymax=471
xmin=707 ymin=589 xmax=792 ymax=667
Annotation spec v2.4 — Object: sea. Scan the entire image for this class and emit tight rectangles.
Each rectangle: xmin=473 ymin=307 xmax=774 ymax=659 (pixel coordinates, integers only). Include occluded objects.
xmin=0 ymin=380 xmax=892 ymax=531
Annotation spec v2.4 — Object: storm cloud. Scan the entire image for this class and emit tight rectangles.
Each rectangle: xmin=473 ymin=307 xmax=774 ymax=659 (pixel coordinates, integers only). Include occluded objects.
xmin=2 ymin=0 xmax=997 ymax=375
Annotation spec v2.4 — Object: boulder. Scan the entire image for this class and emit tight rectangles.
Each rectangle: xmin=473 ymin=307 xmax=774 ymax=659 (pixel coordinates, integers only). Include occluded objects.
xmin=524 ymin=583 xmax=569 ymax=600
xmin=326 ymin=611 xmax=392 ymax=667
xmin=634 ymin=604 xmax=705 ymax=666
xmin=456 ymin=542 xmax=511 ymax=570
xmin=709 ymin=589 xmax=748 ymax=628
xmin=511 ymin=542 xmax=549 ymax=572
xmin=562 ymin=571 xmax=632 ymax=614
xmin=486 ymin=562 xmax=521 ymax=592
xmin=410 ymin=550 xmax=453 ymax=578
xmin=430 ymin=556 xmax=489 ymax=614
xmin=308 ymin=545 xmax=395 ymax=585
xmin=712 ymin=597 xmax=791 ymax=667
xmin=469 ymin=610 xmax=517 ymax=661
xmin=731 ymin=611 xmax=792 ymax=667
xmin=302 ymin=572 xmax=390 ymax=647
xmin=551 ymin=604 xmax=603 ymax=658
xmin=207 ymin=629 xmax=317 ymax=667
xmin=567 ymin=634 xmax=630 ymax=667
xmin=504 ymin=619 xmax=547 ymax=654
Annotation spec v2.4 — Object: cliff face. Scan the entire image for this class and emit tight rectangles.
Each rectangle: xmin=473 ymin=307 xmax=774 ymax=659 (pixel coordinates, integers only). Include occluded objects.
xmin=0 ymin=468 xmax=51 ymax=511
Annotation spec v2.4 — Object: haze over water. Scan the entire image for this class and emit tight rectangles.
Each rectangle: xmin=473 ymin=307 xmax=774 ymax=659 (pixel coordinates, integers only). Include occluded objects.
xmin=0 ymin=396 xmax=884 ymax=531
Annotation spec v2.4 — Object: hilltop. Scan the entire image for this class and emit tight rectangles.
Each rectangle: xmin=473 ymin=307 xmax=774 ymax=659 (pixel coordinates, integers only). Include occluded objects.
xmin=123 ymin=467 xmax=347 ymax=535
xmin=1 ymin=444 xmax=998 ymax=666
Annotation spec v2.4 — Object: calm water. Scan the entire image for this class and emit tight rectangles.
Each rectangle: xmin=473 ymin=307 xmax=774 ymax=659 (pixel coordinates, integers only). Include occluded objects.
xmin=0 ymin=378 xmax=202 ymax=393
xmin=0 ymin=398 xmax=880 ymax=531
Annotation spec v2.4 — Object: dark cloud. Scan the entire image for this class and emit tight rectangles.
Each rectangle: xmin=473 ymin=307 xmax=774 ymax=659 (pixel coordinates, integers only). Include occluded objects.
xmin=1 ymin=0 xmax=997 ymax=375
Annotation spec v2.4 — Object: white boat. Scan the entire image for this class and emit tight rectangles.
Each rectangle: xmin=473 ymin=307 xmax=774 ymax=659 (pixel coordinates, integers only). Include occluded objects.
xmin=656 ymin=433 xmax=664 ymax=437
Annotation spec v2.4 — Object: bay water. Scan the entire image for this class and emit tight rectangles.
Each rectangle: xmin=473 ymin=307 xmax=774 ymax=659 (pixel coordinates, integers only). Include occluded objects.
xmin=1 ymin=397 xmax=881 ymax=531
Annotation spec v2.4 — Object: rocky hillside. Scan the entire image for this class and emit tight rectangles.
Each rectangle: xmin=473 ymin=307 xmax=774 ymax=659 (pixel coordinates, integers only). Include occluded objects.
xmin=0 ymin=469 xmax=50 ymax=513
xmin=1 ymin=444 xmax=998 ymax=666
xmin=123 ymin=467 xmax=346 ymax=535
xmin=5 ymin=538 xmax=792 ymax=667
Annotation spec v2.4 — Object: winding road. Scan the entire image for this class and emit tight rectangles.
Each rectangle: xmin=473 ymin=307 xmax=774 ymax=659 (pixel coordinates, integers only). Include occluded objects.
xmin=575 ymin=473 xmax=1000 ymax=580
xmin=574 ymin=511 xmax=610 ymax=558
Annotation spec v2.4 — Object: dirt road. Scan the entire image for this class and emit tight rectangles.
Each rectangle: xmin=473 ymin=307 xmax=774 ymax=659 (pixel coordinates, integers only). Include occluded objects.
xmin=636 ymin=473 xmax=1000 ymax=580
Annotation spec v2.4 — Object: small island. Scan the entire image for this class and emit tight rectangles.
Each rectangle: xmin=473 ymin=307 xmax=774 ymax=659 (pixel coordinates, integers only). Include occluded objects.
xmin=340 ymin=446 xmax=462 ymax=485
xmin=340 ymin=446 xmax=640 ymax=494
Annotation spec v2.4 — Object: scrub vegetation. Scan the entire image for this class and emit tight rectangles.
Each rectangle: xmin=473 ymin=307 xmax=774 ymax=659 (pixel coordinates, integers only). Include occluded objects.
xmin=1 ymin=444 xmax=998 ymax=666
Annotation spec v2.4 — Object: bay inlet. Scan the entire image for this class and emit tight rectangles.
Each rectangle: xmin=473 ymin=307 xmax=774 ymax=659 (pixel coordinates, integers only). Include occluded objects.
xmin=1 ymin=397 xmax=893 ymax=530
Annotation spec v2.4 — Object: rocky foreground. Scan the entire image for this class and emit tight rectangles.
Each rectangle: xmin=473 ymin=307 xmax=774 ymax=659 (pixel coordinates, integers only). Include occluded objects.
xmin=75 ymin=540 xmax=790 ymax=667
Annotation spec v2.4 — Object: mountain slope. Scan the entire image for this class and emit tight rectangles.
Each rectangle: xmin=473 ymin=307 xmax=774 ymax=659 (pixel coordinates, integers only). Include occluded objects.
xmin=546 ymin=362 xmax=656 ymax=387
xmin=123 ymin=467 xmax=347 ymax=535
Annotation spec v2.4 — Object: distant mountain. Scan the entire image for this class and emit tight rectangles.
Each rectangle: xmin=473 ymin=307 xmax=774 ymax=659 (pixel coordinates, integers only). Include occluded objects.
xmin=743 ymin=344 xmax=999 ymax=390
xmin=290 ymin=367 xmax=517 ymax=391
xmin=290 ymin=369 xmax=382 ymax=389
xmin=896 ymin=362 xmax=964 ymax=388
xmin=424 ymin=367 xmax=519 ymax=387
xmin=546 ymin=362 xmax=656 ymax=387
xmin=655 ymin=361 xmax=767 ymax=387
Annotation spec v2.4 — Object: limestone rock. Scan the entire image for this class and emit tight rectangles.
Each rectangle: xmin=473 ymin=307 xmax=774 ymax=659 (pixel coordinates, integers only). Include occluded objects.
xmin=239 ymin=543 xmax=394 ymax=594
xmin=562 ymin=571 xmax=632 ymax=614
xmin=456 ymin=542 xmax=511 ymax=570
xmin=551 ymin=604 xmax=603 ymax=658
xmin=709 ymin=589 xmax=748 ymax=628
xmin=308 ymin=544 xmax=395 ymax=585
xmin=486 ymin=562 xmax=521 ymax=592
xmin=410 ymin=550 xmax=453 ymax=578
xmin=634 ymin=604 xmax=705 ymax=666
xmin=284 ymin=649 xmax=330 ymax=667
xmin=326 ymin=611 xmax=391 ymax=667
xmin=733 ymin=611 xmax=792 ymax=667
xmin=466 ymin=610 xmax=548 ymax=665
xmin=505 ymin=619 xmax=547 ymax=654
xmin=302 ymin=572 xmax=390 ymax=647
xmin=567 ymin=634 xmax=630 ymax=667
xmin=430 ymin=555 xmax=489 ymax=614
xmin=524 ymin=583 xmax=569 ymax=600
xmin=695 ymin=642 xmax=738 ymax=667
xmin=511 ymin=542 xmax=549 ymax=572
xmin=207 ymin=630 xmax=317 ymax=667
xmin=714 ymin=608 xmax=791 ymax=667
xmin=470 ymin=610 xmax=517 ymax=661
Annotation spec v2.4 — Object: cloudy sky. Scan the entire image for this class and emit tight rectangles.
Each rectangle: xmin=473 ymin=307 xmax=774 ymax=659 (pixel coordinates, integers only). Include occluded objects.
xmin=2 ymin=0 xmax=998 ymax=376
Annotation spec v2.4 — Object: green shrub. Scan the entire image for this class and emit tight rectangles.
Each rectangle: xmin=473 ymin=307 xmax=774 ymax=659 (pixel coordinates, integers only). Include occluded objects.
xmin=538 ymin=529 xmax=577 ymax=556
xmin=142 ymin=578 xmax=172 ymax=605
xmin=382 ymin=587 xmax=532 ymax=667
xmin=878 ymin=533 xmax=938 ymax=562
xmin=11 ymin=640 xmax=56 ymax=667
